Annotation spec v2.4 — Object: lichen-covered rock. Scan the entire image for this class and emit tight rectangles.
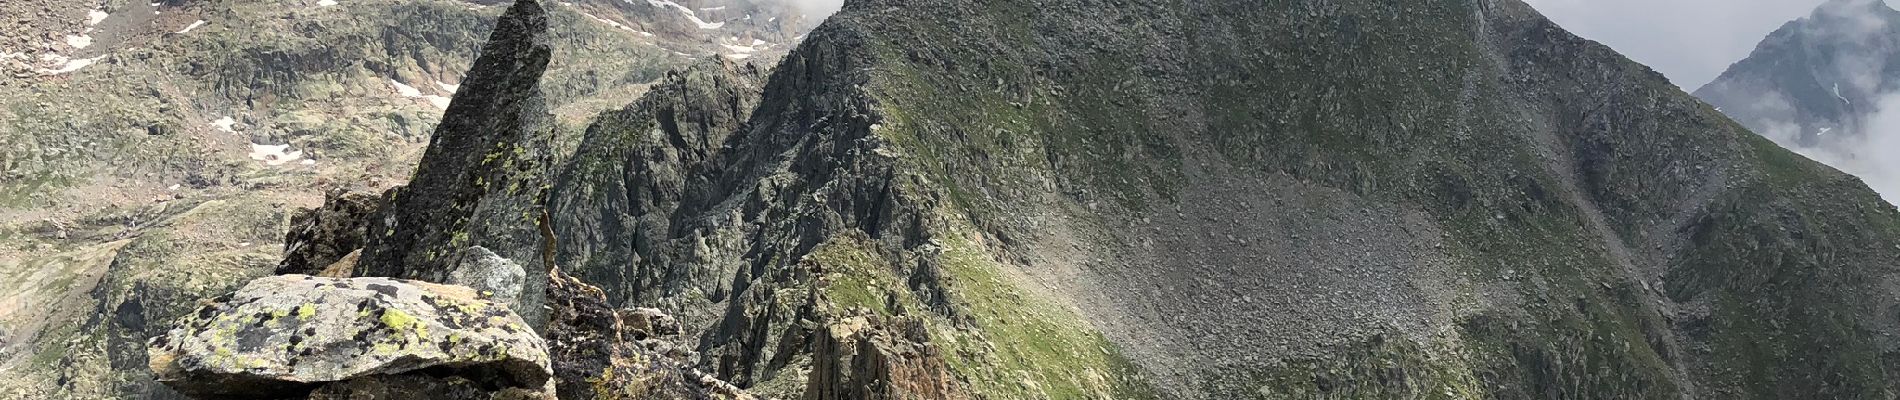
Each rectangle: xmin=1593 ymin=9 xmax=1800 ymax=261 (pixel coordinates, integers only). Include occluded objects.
xmin=449 ymin=246 xmax=529 ymax=311
xmin=279 ymin=189 xmax=381 ymax=276
xmin=147 ymin=275 xmax=551 ymax=399
xmin=358 ymin=0 xmax=558 ymax=331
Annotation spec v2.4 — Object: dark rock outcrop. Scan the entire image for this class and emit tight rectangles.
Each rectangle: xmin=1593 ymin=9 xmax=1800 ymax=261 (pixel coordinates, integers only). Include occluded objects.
xmin=148 ymin=275 xmax=551 ymax=399
xmin=357 ymin=0 xmax=558 ymax=329
xmin=279 ymin=189 xmax=380 ymax=276
xmin=544 ymin=268 xmax=756 ymax=400
xmin=306 ymin=374 xmax=548 ymax=400
xmin=551 ymin=58 xmax=768 ymax=310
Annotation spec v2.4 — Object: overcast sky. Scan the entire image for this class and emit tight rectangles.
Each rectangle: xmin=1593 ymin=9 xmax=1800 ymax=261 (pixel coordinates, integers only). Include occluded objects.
xmin=1522 ymin=0 xmax=1847 ymax=90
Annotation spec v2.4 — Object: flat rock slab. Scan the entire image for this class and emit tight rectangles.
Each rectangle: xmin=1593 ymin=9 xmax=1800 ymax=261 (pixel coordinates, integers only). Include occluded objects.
xmin=148 ymin=274 xmax=551 ymax=399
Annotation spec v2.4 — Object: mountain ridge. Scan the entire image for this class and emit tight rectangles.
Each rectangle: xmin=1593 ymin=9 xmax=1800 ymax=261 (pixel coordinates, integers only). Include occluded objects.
xmin=10 ymin=0 xmax=1900 ymax=398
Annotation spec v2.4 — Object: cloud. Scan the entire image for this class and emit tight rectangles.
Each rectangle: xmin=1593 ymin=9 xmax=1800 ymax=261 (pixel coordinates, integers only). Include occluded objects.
xmin=1527 ymin=0 xmax=1900 ymax=203
xmin=781 ymin=0 xmax=842 ymax=15
xmin=1521 ymin=0 xmax=1834 ymax=89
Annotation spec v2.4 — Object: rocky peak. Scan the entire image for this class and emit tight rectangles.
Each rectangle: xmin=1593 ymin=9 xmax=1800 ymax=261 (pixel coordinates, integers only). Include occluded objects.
xmin=1696 ymin=0 xmax=1900 ymax=146
xmin=357 ymin=0 xmax=559 ymax=328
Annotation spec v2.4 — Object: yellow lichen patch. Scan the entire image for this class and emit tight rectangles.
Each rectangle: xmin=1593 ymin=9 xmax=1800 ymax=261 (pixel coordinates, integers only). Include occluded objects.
xmin=297 ymin=303 xmax=318 ymax=320
xmin=381 ymin=308 xmax=418 ymax=331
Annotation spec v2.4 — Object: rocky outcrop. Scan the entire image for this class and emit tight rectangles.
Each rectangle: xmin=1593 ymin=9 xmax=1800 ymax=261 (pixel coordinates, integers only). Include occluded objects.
xmin=358 ymin=0 xmax=558 ymax=330
xmin=544 ymin=268 xmax=755 ymax=400
xmin=551 ymin=57 xmax=768 ymax=309
xmin=306 ymin=374 xmax=548 ymax=400
xmin=448 ymin=246 xmax=530 ymax=310
xmin=279 ymin=189 xmax=381 ymax=276
xmin=148 ymin=275 xmax=551 ymax=399
xmin=805 ymin=315 xmax=965 ymax=400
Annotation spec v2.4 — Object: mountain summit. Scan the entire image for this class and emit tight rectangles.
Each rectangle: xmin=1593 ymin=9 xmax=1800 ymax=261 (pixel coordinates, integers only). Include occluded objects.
xmin=1697 ymin=0 xmax=1900 ymax=145
xmin=1696 ymin=0 xmax=1900 ymax=200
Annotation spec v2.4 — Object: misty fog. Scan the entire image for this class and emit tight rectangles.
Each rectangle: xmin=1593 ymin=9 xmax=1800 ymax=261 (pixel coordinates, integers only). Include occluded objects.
xmin=783 ymin=0 xmax=842 ymax=15
xmin=1536 ymin=0 xmax=1900 ymax=205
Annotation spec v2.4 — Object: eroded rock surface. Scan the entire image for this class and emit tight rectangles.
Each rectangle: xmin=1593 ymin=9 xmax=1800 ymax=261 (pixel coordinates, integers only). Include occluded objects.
xmin=806 ymin=315 xmax=965 ymax=400
xmin=148 ymin=275 xmax=550 ymax=399
xmin=358 ymin=0 xmax=558 ymax=329
xmin=449 ymin=246 xmax=530 ymax=311
xmin=545 ymin=268 xmax=757 ymax=400
xmin=279 ymin=189 xmax=381 ymax=276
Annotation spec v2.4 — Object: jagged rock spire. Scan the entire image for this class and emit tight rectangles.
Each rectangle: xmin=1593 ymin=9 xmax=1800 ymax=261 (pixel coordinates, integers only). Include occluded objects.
xmin=357 ymin=0 xmax=557 ymax=329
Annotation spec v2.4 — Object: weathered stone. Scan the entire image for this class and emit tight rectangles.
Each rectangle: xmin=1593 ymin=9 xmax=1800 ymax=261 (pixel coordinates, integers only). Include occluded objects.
xmin=806 ymin=315 xmax=966 ymax=400
xmin=279 ymin=189 xmax=381 ymax=276
xmin=448 ymin=246 xmax=528 ymax=311
xmin=550 ymin=57 xmax=767 ymax=309
xmin=625 ymin=307 xmax=681 ymax=338
xmin=358 ymin=0 xmax=557 ymax=330
xmin=545 ymin=268 xmax=754 ymax=400
xmin=148 ymin=275 xmax=550 ymax=399
xmin=306 ymin=374 xmax=551 ymax=400
xmin=317 ymin=249 xmax=361 ymax=279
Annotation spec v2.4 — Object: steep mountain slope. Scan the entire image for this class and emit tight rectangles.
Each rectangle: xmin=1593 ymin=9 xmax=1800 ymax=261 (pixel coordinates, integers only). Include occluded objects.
xmin=547 ymin=0 xmax=1900 ymax=399
xmin=1695 ymin=0 xmax=1900 ymax=200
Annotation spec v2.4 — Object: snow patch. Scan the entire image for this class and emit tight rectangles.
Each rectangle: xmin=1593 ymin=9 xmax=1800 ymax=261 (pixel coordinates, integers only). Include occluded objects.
xmin=436 ymin=81 xmax=459 ymax=93
xmin=391 ymin=79 xmax=423 ymax=97
xmin=211 ymin=117 xmax=238 ymax=133
xmin=177 ymin=20 xmax=206 ymax=34
xmin=317 ymin=0 xmax=338 ymax=6
xmin=643 ymin=0 xmax=724 ymax=29
xmin=574 ymin=8 xmax=653 ymax=36
xmin=35 ymin=54 xmax=103 ymax=75
xmin=390 ymin=79 xmax=449 ymax=109
xmin=720 ymin=43 xmax=756 ymax=53
xmin=87 ymin=10 xmax=109 ymax=26
xmin=64 ymin=35 xmax=93 ymax=49
xmin=249 ymin=143 xmax=305 ymax=166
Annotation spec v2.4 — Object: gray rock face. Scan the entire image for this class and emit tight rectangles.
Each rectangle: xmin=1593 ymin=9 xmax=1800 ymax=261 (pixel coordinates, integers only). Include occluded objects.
xmin=357 ymin=0 xmax=558 ymax=330
xmin=147 ymin=275 xmax=551 ymax=399
xmin=550 ymin=58 xmax=768 ymax=309
xmin=449 ymin=246 xmax=529 ymax=311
